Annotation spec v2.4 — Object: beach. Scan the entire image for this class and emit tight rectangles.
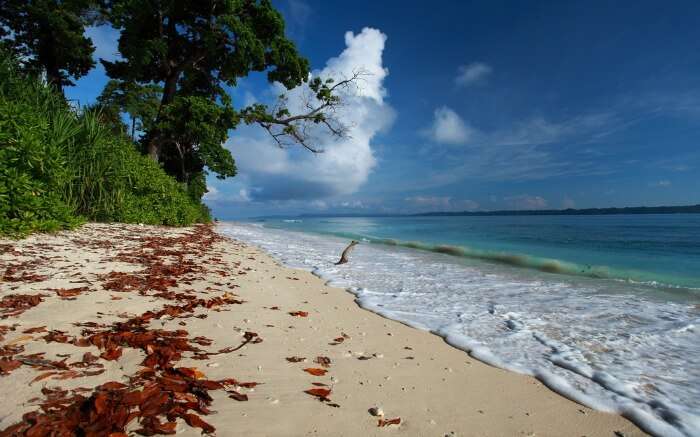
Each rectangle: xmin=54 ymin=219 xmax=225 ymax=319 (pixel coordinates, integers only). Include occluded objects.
xmin=0 ymin=223 xmax=643 ymax=436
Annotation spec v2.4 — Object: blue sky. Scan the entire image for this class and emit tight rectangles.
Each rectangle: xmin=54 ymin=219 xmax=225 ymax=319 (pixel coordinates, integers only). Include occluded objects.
xmin=66 ymin=0 xmax=700 ymax=217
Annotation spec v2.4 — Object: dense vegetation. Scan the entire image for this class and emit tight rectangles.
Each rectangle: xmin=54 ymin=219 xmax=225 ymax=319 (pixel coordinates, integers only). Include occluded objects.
xmin=0 ymin=56 xmax=209 ymax=236
xmin=0 ymin=0 xmax=354 ymax=237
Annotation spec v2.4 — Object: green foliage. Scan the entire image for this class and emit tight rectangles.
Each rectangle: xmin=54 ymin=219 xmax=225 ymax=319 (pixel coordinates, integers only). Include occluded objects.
xmin=96 ymin=79 xmax=162 ymax=140
xmin=156 ymin=95 xmax=238 ymax=185
xmin=0 ymin=0 xmax=97 ymax=90
xmin=101 ymin=0 xmax=311 ymax=187
xmin=0 ymin=54 xmax=208 ymax=237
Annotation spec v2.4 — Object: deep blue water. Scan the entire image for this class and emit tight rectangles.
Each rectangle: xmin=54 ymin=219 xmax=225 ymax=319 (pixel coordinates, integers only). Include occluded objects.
xmin=257 ymin=214 xmax=700 ymax=291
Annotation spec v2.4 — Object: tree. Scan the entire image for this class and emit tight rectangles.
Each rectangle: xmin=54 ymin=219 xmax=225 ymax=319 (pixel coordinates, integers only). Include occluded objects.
xmin=101 ymin=0 xmax=356 ymax=199
xmin=0 ymin=0 xmax=97 ymax=92
xmin=96 ymin=79 xmax=162 ymax=140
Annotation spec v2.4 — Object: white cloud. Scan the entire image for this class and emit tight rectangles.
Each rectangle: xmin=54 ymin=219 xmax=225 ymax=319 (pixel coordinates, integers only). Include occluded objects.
xmin=425 ymin=106 xmax=473 ymax=145
xmin=310 ymin=200 xmax=328 ymax=210
xmin=504 ymin=194 xmax=548 ymax=210
xmin=409 ymin=111 xmax=620 ymax=190
xmin=649 ymin=180 xmax=671 ymax=188
xmin=204 ymin=184 xmax=251 ymax=202
xmin=227 ymin=27 xmax=394 ymax=201
xmin=202 ymin=185 xmax=219 ymax=200
xmin=405 ymin=196 xmax=479 ymax=211
xmin=455 ymin=62 xmax=492 ymax=87
xmin=405 ymin=196 xmax=451 ymax=208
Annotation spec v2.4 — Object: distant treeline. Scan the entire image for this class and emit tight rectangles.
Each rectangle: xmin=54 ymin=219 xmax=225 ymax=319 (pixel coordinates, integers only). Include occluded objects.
xmin=415 ymin=204 xmax=700 ymax=217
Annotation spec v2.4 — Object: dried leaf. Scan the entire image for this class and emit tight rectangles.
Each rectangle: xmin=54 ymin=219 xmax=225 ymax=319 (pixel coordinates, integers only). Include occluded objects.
xmin=378 ymin=417 xmax=401 ymax=427
xmin=100 ymin=347 xmax=123 ymax=361
xmin=286 ymin=356 xmax=305 ymax=363
xmin=314 ymin=356 xmax=331 ymax=368
xmin=288 ymin=311 xmax=308 ymax=317
xmin=227 ymin=390 xmax=248 ymax=401
xmin=182 ymin=413 xmax=215 ymax=433
xmin=304 ymin=387 xmax=332 ymax=401
xmin=0 ymin=358 xmax=22 ymax=375
xmin=303 ymin=368 xmax=328 ymax=376
xmin=30 ymin=371 xmax=58 ymax=383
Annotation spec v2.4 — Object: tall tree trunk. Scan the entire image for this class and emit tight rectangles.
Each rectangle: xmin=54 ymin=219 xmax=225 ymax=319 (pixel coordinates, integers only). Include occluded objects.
xmin=161 ymin=73 xmax=178 ymax=105
xmin=147 ymin=72 xmax=179 ymax=162
xmin=131 ymin=117 xmax=136 ymax=141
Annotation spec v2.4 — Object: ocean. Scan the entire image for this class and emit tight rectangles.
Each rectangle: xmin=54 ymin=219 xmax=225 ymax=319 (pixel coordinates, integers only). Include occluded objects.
xmin=218 ymin=214 xmax=700 ymax=436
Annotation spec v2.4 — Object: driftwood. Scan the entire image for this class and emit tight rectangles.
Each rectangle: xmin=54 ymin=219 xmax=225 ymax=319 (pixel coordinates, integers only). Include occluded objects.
xmin=335 ymin=241 xmax=359 ymax=265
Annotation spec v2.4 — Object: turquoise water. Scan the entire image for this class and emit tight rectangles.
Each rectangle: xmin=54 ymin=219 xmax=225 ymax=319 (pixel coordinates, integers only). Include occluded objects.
xmin=259 ymin=214 xmax=700 ymax=292
xmin=221 ymin=216 xmax=700 ymax=436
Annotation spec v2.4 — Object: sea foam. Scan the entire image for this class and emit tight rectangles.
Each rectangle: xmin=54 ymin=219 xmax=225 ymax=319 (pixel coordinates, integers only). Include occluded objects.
xmin=219 ymin=222 xmax=700 ymax=437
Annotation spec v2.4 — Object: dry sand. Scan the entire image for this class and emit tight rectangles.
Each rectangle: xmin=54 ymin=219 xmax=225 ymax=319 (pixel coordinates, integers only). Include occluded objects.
xmin=0 ymin=223 xmax=644 ymax=436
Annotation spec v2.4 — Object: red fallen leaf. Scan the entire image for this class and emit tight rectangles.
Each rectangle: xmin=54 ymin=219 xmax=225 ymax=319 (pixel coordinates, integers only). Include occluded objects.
xmin=330 ymin=332 xmax=350 ymax=345
xmin=269 ymin=306 xmax=279 ymax=310
xmin=100 ymin=347 xmax=123 ymax=361
xmin=173 ymin=392 xmax=198 ymax=403
xmin=30 ymin=371 xmax=58 ymax=383
xmin=378 ymin=417 xmax=401 ymax=427
xmin=0 ymin=358 xmax=22 ymax=374
xmin=304 ymin=387 xmax=331 ymax=401
xmin=227 ymin=390 xmax=248 ymax=401
xmin=288 ymin=311 xmax=308 ymax=317
xmin=196 ymin=380 xmax=224 ymax=390
xmin=177 ymin=367 xmax=205 ymax=379
xmin=312 ymin=382 xmax=328 ymax=387
xmin=182 ymin=413 xmax=215 ymax=433
xmin=314 ymin=356 xmax=331 ymax=368
xmin=94 ymin=393 xmax=108 ymax=415
xmin=22 ymin=326 xmax=46 ymax=334
xmin=100 ymin=381 xmax=127 ymax=390
xmin=53 ymin=287 xmax=88 ymax=298
xmin=82 ymin=352 xmax=99 ymax=363
xmin=54 ymin=370 xmax=81 ymax=379
xmin=303 ymin=368 xmax=328 ymax=376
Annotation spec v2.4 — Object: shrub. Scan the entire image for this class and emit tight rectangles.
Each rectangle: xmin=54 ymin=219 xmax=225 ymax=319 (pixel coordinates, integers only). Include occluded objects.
xmin=0 ymin=54 xmax=209 ymax=237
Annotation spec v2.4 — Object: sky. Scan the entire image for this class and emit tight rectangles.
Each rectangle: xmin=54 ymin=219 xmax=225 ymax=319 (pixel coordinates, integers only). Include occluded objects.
xmin=66 ymin=0 xmax=700 ymax=217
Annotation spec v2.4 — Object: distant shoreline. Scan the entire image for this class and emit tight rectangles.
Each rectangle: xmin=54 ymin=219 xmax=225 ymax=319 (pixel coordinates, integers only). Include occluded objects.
xmin=250 ymin=204 xmax=700 ymax=220
xmin=414 ymin=204 xmax=700 ymax=217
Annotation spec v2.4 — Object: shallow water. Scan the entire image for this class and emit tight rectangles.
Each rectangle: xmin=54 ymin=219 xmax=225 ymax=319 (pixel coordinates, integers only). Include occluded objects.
xmin=218 ymin=216 xmax=700 ymax=436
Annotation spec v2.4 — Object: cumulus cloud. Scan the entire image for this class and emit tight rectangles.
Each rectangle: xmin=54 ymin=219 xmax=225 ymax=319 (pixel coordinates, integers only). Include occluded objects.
xmin=649 ymin=180 xmax=671 ymax=187
xmin=226 ymin=27 xmax=394 ymax=201
xmin=455 ymin=62 xmax=492 ymax=87
xmin=424 ymin=106 xmax=473 ymax=145
xmin=504 ymin=194 xmax=548 ymax=210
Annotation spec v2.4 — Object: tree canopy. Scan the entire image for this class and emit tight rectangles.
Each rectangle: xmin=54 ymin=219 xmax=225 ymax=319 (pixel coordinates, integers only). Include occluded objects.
xmin=96 ymin=79 xmax=162 ymax=140
xmin=0 ymin=0 xmax=96 ymax=91
xmin=2 ymin=0 xmax=357 ymax=204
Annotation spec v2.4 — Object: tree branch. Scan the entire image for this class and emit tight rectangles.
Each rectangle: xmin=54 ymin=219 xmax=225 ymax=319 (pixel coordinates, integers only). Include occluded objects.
xmin=243 ymin=70 xmax=368 ymax=153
